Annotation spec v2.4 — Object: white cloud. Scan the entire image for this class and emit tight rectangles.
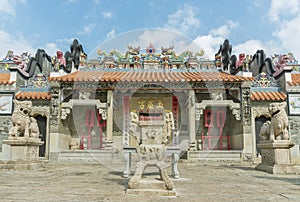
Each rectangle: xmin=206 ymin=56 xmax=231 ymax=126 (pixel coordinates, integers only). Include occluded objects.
xmin=191 ymin=21 xmax=238 ymax=59
xmin=268 ymin=0 xmax=300 ymax=22
xmin=0 ymin=0 xmax=26 ymax=15
xmin=102 ymin=11 xmax=113 ymax=19
xmin=165 ymin=3 xmax=200 ymax=35
xmin=273 ymin=15 xmax=300 ymax=59
xmin=43 ymin=43 xmax=59 ymax=57
xmin=192 ymin=35 xmax=225 ymax=60
xmin=0 ymin=29 xmax=35 ymax=59
xmin=209 ymin=21 xmax=239 ymax=38
xmin=58 ymin=37 xmax=76 ymax=44
xmin=78 ymin=23 xmax=96 ymax=35
xmin=0 ymin=0 xmax=16 ymax=15
xmin=106 ymin=29 xmax=116 ymax=39
xmin=265 ymin=0 xmax=300 ymax=59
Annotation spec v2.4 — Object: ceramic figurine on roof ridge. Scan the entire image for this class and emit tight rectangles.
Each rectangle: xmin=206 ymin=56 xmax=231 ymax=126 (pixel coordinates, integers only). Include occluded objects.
xmin=63 ymin=39 xmax=87 ymax=73
xmin=52 ymin=50 xmax=66 ymax=72
xmin=215 ymin=39 xmax=232 ymax=71
xmin=4 ymin=50 xmax=14 ymax=61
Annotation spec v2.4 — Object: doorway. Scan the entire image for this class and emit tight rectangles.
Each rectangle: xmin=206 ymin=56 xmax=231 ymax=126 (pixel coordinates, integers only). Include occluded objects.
xmin=255 ymin=115 xmax=270 ymax=156
xmin=35 ymin=115 xmax=47 ymax=157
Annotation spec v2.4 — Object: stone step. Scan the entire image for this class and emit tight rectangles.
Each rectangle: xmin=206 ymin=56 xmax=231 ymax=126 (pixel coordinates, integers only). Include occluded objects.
xmin=188 ymin=150 xmax=242 ymax=162
xmin=126 ymin=188 xmax=178 ymax=197
xmin=58 ymin=150 xmax=118 ymax=162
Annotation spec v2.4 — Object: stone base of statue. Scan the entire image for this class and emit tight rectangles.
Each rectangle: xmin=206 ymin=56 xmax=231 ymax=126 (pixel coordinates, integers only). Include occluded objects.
xmin=126 ymin=144 xmax=178 ymax=197
xmin=126 ymin=175 xmax=178 ymax=197
xmin=1 ymin=137 xmax=44 ymax=170
xmin=255 ymin=140 xmax=299 ymax=174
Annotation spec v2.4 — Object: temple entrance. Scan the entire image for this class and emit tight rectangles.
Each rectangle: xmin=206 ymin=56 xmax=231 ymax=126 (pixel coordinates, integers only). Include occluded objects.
xmin=122 ymin=92 xmax=184 ymax=147
xmin=80 ymin=109 xmax=106 ymax=149
xmin=201 ymin=108 xmax=230 ymax=150
xmin=35 ymin=115 xmax=47 ymax=157
xmin=255 ymin=115 xmax=270 ymax=156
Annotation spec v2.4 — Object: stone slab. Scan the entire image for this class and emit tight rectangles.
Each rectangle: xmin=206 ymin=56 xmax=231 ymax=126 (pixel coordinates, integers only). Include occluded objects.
xmin=255 ymin=163 xmax=299 ymax=174
xmin=126 ymin=188 xmax=178 ymax=197
xmin=0 ymin=161 xmax=45 ymax=170
xmin=126 ymin=177 xmax=178 ymax=196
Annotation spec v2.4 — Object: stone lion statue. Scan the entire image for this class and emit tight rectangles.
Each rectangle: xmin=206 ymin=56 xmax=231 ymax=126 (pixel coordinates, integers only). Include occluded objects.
xmin=259 ymin=120 xmax=270 ymax=141
xmin=9 ymin=100 xmax=40 ymax=138
xmin=259 ymin=102 xmax=289 ymax=141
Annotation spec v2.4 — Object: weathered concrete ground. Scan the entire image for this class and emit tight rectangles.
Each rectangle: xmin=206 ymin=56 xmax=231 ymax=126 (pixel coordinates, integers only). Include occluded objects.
xmin=0 ymin=160 xmax=299 ymax=202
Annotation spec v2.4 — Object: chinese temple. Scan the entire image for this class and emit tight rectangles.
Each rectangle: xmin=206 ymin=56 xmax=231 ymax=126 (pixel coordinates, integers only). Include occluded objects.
xmin=0 ymin=39 xmax=300 ymax=164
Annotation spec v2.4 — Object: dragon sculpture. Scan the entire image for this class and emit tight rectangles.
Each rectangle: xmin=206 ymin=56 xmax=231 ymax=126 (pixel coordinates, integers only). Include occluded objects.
xmin=249 ymin=50 xmax=287 ymax=79
xmin=13 ymin=49 xmax=51 ymax=79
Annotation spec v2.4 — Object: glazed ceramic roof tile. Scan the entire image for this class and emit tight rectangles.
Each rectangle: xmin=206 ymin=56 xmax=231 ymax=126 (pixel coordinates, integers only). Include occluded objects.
xmin=0 ymin=73 xmax=14 ymax=85
xmin=49 ymin=70 xmax=254 ymax=83
xmin=251 ymin=91 xmax=286 ymax=101
xmin=15 ymin=91 xmax=51 ymax=100
xmin=288 ymin=74 xmax=300 ymax=86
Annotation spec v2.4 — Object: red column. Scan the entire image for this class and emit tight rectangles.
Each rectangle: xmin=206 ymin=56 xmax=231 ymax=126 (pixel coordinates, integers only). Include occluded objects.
xmin=97 ymin=113 xmax=106 ymax=149
xmin=172 ymin=96 xmax=178 ymax=129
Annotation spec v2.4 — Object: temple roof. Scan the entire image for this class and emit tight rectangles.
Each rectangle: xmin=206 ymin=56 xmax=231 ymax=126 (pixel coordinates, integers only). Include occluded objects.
xmin=251 ymin=91 xmax=286 ymax=102
xmin=15 ymin=91 xmax=51 ymax=100
xmin=288 ymin=73 xmax=300 ymax=86
xmin=0 ymin=73 xmax=14 ymax=85
xmin=49 ymin=69 xmax=254 ymax=83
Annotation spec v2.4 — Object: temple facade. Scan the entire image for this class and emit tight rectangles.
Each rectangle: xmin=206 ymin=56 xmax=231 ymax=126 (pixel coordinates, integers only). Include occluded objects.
xmin=0 ymin=39 xmax=299 ymax=163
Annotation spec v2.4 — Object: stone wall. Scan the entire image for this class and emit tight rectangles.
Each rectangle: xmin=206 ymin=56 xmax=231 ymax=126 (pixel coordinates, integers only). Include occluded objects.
xmin=0 ymin=116 xmax=12 ymax=151
xmin=289 ymin=116 xmax=300 ymax=145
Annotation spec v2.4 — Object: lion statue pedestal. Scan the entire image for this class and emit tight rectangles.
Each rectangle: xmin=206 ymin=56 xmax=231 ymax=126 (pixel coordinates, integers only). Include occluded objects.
xmin=1 ymin=100 xmax=44 ymax=170
xmin=255 ymin=102 xmax=298 ymax=174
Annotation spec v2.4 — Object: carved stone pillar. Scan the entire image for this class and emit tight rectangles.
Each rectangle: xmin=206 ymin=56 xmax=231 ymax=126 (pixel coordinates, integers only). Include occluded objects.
xmin=241 ymin=81 xmax=253 ymax=160
xmin=241 ymin=84 xmax=251 ymax=126
xmin=49 ymin=81 xmax=60 ymax=133
xmin=106 ymin=90 xmax=114 ymax=145
xmin=48 ymin=81 xmax=64 ymax=160
xmin=188 ymin=90 xmax=197 ymax=151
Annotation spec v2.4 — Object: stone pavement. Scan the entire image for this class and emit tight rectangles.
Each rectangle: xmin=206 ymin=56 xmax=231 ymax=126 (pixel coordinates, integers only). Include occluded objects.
xmin=0 ymin=160 xmax=299 ymax=202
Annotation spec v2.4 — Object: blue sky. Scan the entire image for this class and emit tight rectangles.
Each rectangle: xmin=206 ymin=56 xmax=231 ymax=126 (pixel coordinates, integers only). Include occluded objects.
xmin=1 ymin=0 xmax=300 ymax=60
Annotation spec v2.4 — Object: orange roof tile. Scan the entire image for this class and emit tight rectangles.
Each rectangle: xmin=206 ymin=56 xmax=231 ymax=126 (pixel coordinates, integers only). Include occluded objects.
xmin=251 ymin=91 xmax=286 ymax=101
xmin=0 ymin=73 xmax=14 ymax=85
xmin=288 ymin=74 xmax=300 ymax=86
xmin=15 ymin=92 xmax=51 ymax=100
xmin=49 ymin=70 xmax=254 ymax=83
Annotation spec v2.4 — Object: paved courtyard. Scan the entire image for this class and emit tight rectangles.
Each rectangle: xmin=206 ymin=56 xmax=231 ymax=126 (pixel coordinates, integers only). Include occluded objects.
xmin=0 ymin=159 xmax=299 ymax=202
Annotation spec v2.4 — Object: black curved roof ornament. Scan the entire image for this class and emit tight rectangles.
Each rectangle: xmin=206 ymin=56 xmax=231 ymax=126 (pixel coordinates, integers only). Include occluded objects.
xmin=249 ymin=50 xmax=284 ymax=79
xmin=215 ymin=39 xmax=232 ymax=71
xmin=13 ymin=49 xmax=52 ymax=79
xmin=62 ymin=39 xmax=86 ymax=73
